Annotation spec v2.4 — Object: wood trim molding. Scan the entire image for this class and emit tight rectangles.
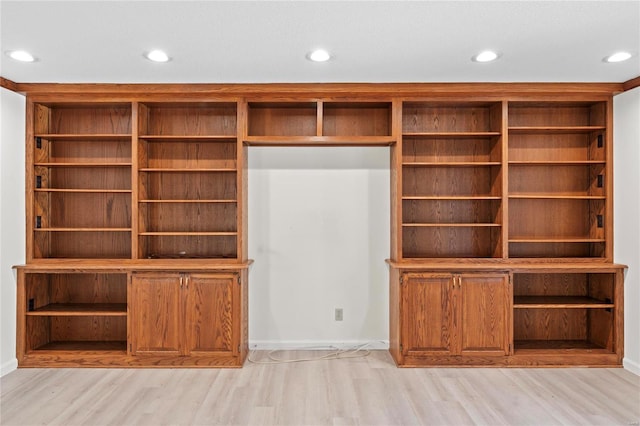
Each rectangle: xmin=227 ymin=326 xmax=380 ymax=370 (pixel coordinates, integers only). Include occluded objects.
xmin=622 ymin=76 xmax=640 ymax=92
xmin=13 ymin=82 xmax=625 ymax=99
xmin=0 ymin=77 xmax=19 ymax=92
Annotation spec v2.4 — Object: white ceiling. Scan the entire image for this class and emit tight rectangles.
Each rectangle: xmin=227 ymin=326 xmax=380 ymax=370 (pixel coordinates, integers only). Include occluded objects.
xmin=1 ymin=0 xmax=639 ymax=84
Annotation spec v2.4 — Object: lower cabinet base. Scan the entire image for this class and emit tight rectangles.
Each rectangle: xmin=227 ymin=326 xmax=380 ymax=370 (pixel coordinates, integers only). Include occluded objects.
xmin=18 ymin=352 xmax=247 ymax=368
xmin=394 ymin=353 xmax=622 ymax=368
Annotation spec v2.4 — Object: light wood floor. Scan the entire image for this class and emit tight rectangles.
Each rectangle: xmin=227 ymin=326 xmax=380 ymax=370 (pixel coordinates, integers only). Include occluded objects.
xmin=1 ymin=351 xmax=639 ymax=426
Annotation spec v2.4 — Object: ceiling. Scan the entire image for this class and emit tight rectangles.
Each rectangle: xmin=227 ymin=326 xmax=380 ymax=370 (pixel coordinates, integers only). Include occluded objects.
xmin=1 ymin=1 xmax=638 ymax=84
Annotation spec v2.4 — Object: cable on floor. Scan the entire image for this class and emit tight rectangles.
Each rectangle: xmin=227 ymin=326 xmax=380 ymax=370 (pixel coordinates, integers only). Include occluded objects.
xmin=247 ymin=341 xmax=379 ymax=364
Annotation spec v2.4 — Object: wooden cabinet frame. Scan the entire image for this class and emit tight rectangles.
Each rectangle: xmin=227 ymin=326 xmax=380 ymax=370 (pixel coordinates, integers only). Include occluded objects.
xmin=14 ymin=83 xmax=627 ymax=368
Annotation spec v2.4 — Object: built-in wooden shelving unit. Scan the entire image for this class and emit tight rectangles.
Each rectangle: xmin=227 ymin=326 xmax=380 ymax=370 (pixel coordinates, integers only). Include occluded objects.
xmin=14 ymin=83 xmax=625 ymax=368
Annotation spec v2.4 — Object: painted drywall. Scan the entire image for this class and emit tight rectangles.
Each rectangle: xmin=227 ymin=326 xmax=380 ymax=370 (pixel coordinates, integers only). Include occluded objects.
xmin=247 ymin=147 xmax=390 ymax=349
xmin=614 ymin=86 xmax=640 ymax=375
xmin=0 ymin=87 xmax=25 ymax=376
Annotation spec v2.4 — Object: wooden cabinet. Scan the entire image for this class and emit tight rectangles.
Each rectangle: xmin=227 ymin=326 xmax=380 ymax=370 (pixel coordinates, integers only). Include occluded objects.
xmin=15 ymin=83 xmax=626 ymax=369
xmin=130 ymin=272 xmax=237 ymax=357
xmin=400 ymin=272 xmax=510 ymax=361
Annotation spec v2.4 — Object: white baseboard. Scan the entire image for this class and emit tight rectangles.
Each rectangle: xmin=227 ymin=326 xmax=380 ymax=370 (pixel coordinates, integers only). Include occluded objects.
xmin=249 ymin=340 xmax=389 ymax=351
xmin=1 ymin=358 xmax=17 ymax=377
xmin=623 ymin=357 xmax=640 ymax=376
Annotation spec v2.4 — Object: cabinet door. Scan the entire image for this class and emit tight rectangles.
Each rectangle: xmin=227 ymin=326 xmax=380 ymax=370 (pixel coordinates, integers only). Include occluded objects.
xmin=459 ymin=273 xmax=511 ymax=356
xmin=402 ymin=273 xmax=455 ymax=356
xmin=184 ymin=273 xmax=236 ymax=355
xmin=130 ymin=273 xmax=183 ymax=355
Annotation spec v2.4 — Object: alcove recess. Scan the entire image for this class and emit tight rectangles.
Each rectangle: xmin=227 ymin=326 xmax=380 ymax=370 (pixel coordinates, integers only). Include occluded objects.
xmin=15 ymin=84 xmax=625 ymax=368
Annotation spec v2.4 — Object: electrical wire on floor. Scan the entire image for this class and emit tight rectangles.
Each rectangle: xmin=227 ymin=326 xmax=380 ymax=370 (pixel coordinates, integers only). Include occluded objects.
xmin=247 ymin=341 xmax=382 ymax=364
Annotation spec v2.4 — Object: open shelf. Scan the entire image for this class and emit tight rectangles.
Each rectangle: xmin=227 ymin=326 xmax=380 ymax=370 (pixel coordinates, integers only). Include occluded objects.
xmin=139 ymin=235 xmax=237 ymax=259
xmin=513 ymin=296 xmax=613 ymax=308
xmin=24 ymin=273 xmax=128 ymax=352
xmin=27 ymin=303 xmax=127 ymax=316
xmin=139 ymin=171 xmax=237 ymax=201
xmin=139 ymin=138 xmax=237 ymax=170
xmin=400 ymin=101 xmax=503 ymax=259
xmin=403 ymin=226 xmax=502 ymax=258
xmin=512 ymin=272 xmax=616 ymax=353
xmin=247 ymin=101 xmax=392 ymax=142
xmin=508 ymin=126 xmax=606 ymax=134
xmin=139 ymin=102 xmax=237 ymax=137
xmin=513 ymin=340 xmax=612 ymax=353
xmin=508 ymin=102 xmax=606 ymax=128
xmin=248 ymin=102 xmax=317 ymax=137
xmin=27 ymin=341 xmax=127 ymax=353
xmin=34 ymin=103 xmax=132 ymax=135
xmin=323 ymin=102 xmax=391 ymax=136
xmin=403 ymin=198 xmax=502 ymax=225
xmin=403 ymin=102 xmax=502 ymax=133
xmin=33 ymin=231 xmax=132 ymax=259
xmin=403 ymin=166 xmax=502 ymax=198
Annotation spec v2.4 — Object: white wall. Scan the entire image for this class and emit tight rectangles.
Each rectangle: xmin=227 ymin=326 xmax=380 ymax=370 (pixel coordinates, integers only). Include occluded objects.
xmin=614 ymin=86 xmax=640 ymax=375
xmin=0 ymin=87 xmax=26 ymax=376
xmin=248 ymin=147 xmax=390 ymax=349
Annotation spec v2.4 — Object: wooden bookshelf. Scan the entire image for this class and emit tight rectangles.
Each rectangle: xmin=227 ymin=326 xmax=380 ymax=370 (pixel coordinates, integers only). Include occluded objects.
xmin=14 ymin=84 xmax=625 ymax=368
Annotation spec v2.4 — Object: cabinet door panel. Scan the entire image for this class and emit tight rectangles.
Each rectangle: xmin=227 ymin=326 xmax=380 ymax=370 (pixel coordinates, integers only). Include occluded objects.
xmin=130 ymin=273 xmax=182 ymax=355
xmin=460 ymin=273 xmax=510 ymax=355
xmin=185 ymin=274 xmax=235 ymax=354
xmin=402 ymin=274 xmax=454 ymax=355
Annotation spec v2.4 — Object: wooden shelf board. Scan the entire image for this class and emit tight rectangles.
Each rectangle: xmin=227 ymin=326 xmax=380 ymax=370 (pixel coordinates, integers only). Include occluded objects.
xmin=35 ymin=228 xmax=132 ymax=232
xmin=403 ymin=162 xmax=501 ymax=167
xmin=35 ymin=188 xmax=132 ymax=193
xmin=508 ymin=160 xmax=606 ymax=166
xmin=402 ymin=132 xmax=501 ymax=138
xmin=508 ymin=126 xmax=606 ymax=134
xmin=15 ymin=259 xmax=253 ymax=272
xmin=139 ymin=168 xmax=236 ymax=172
xmin=144 ymin=254 xmax=239 ymax=260
xmin=138 ymin=199 xmax=237 ymax=203
xmin=509 ymin=195 xmax=606 ymax=200
xmin=387 ymin=259 xmax=627 ymax=272
xmin=34 ymin=134 xmax=132 ymax=140
xmin=139 ymin=232 xmax=238 ymax=236
xmin=509 ymin=238 xmax=605 ymax=243
xmin=402 ymin=223 xmax=501 ymax=228
xmin=35 ymin=163 xmax=132 ymax=167
xmin=514 ymin=340 xmax=611 ymax=352
xmin=244 ymin=136 xmax=395 ymax=146
xmin=30 ymin=341 xmax=127 ymax=352
xmin=27 ymin=303 xmax=127 ymax=316
xmin=139 ymin=135 xmax=236 ymax=141
xmin=513 ymin=296 xmax=613 ymax=308
xmin=402 ymin=196 xmax=502 ymax=200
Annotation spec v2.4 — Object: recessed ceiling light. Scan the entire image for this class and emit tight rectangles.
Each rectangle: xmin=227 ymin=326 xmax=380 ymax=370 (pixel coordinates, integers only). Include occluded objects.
xmin=307 ymin=49 xmax=331 ymax=62
xmin=145 ymin=49 xmax=170 ymax=63
xmin=472 ymin=50 xmax=499 ymax=63
xmin=604 ymin=51 xmax=632 ymax=63
xmin=7 ymin=50 xmax=35 ymax=62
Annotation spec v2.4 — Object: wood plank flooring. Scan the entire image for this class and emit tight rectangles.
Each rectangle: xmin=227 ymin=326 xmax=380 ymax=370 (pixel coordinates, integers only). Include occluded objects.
xmin=1 ymin=351 xmax=639 ymax=425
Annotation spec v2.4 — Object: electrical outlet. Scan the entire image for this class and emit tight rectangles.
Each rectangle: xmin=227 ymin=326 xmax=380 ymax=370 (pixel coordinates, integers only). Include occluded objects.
xmin=335 ymin=308 xmax=343 ymax=321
